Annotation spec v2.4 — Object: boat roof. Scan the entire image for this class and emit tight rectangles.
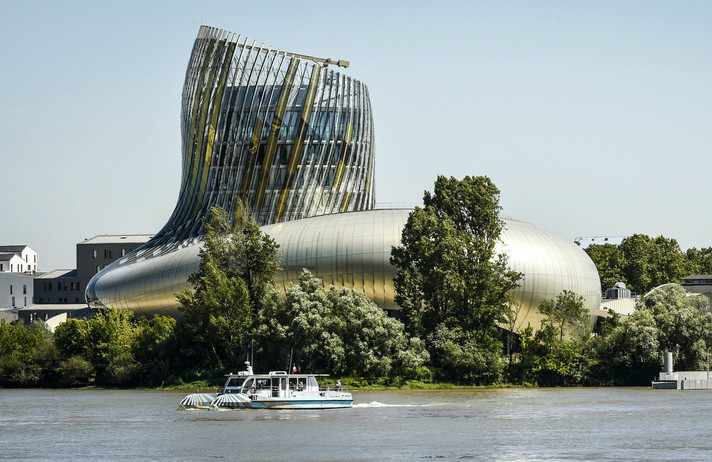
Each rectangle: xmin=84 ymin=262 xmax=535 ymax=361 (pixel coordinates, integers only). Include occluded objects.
xmin=224 ymin=371 xmax=329 ymax=378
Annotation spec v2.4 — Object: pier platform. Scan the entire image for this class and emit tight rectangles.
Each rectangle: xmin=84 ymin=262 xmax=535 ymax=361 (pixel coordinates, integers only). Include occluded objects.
xmin=652 ymin=371 xmax=712 ymax=390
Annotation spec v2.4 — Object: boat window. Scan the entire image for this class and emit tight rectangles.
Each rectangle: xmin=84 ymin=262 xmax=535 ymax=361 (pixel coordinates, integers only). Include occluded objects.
xmin=227 ymin=377 xmax=245 ymax=388
xmin=256 ymin=379 xmax=269 ymax=389
xmin=290 ymin=378 xmax=305 ymax=390
xmin=308 ymin=376 xmax=318 ymax=389
xmin=241 ymin=378 xmax=254 ymax=393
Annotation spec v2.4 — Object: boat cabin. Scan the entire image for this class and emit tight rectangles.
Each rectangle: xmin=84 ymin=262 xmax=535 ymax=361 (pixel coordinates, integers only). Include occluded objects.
xmin=221 ymin=371 xmax=330 ymax=399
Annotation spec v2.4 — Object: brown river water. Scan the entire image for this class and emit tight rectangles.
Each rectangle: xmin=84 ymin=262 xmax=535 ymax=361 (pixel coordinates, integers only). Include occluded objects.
xmin=1 ymin=387 xmax=711 ymax=461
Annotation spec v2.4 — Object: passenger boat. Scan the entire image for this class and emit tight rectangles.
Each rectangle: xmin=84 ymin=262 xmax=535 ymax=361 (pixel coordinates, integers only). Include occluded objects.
xmin=179 ymin=362 xmax=352 ymax=410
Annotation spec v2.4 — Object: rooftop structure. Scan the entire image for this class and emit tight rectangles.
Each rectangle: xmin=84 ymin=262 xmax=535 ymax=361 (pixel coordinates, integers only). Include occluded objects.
xmin=0 ymin=245 xmax=37 ymax=274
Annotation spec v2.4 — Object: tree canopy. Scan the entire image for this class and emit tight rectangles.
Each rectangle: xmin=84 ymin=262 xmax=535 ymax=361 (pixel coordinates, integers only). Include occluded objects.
xmin=585 ymin=234 xmax=693 ymax=294
xmin=391 ymin=175 xmax=522 ymax=383
xmin=254 ymin=269 xmax=429 ymax=378
xmin=176 ymin=203 xmax=281 ymax=373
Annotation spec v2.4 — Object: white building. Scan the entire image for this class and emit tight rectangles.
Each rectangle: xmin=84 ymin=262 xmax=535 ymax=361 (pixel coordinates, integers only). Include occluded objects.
xmin=0 ymin=245 xmax=38 ymax=274
xmin=0 ymin=245 xmax=37 ymax=309
xmin=0 ymin=273 xmax=34 ymax=309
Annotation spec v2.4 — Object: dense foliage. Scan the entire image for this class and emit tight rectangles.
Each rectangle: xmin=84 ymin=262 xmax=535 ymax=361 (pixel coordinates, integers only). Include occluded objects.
xmin=391 ymin=175 xmax=522 ymax=384
xmin=254 ymin=269 xmax=428 ymax=378
xmin=175 ymin=203 xmax=279 ymax=374
xmin=0 ymin=310 xmax=176 ymax=387
xmin=174 ymin=204 xmax=429 ymax=385
xmin=4 ymin=180 xmax=712 ymax=388
xmin=586 ymin=234 xmax=710 ymax=294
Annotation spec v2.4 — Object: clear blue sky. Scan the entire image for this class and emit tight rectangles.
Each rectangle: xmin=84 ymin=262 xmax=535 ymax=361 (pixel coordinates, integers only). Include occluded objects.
xmin=2 ymin=1 xmax=711 ymax=271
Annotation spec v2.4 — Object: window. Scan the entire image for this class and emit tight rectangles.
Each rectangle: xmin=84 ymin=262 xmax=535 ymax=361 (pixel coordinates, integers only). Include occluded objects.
xmin=48 ymin=282 xmax=52 ymax=291
xmin=23 ymin=285 xmax=26 ymax=295
xmin=76 ymin=282 xmax=80 ymax=291
xmin=0 ymin=264 xmax=3 ymax=271
xmin=24 ymin=297 xmax=26 ymax=307
xmin=11 ymin=297 xmax=15 ymax=307
xmin=96 ymin=266 xmax=101 ymax=274
xmin=93 ymin=250 xmax=97 ymax=259
xmin=70 ymin=282 xmax=74 ymax=291
xmin=121 ymin=249 xmax=126 ymax=257
xmin=104 ymin=249 xmax=113 ymax=259
xmin=9 ymin=285 xmax=12 ymax=295
xmin=58 ymin=283 xmax=62 ymax=292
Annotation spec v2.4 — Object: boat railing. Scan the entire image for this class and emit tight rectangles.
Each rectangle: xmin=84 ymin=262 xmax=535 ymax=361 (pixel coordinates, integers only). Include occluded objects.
xmin=319 ymin=386 xmax=348 ymax=392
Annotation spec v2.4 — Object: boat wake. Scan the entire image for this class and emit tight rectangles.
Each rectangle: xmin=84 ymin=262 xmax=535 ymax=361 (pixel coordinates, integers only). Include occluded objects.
xmin=354 ymin=401 xmax=421 ymax=408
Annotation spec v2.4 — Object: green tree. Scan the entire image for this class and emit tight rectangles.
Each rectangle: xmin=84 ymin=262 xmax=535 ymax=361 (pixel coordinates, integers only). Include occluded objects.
xmin=390 ymin=175 xmax=521 ymax=383
xmin=596 ymin=309 xmax=661 ymax=371
xmin=586 ymin=234 xmax=690 ymax=295
xmin=538 ymin=290 xmax=591 ymax=343
xmin=617 ymin=234 xmax=688 ymax=294
xmin=58 ymin=356 xmax=93 ymax=387
xmin=254 ymin=270 xmax=428 ymax=379
xmin=176 ymin=203 xmax=281 ymax=373
xmin=685 ymin=247 xmax=712 ymax=275
xmin=84 ymin=309 xmax=137 ymax=365
xmin=54 ymin=318 xmax=89 ymax=359
xmin=515 ymin=292 xmax=593 ymax=386
xmin=585 ymin=243 xmax=624 ymax=292
xmin=640 ymin=284 xmax=712 ymax=370
xmin=591 ymin=285 xmax=712 ymax=384
xmin=0 ymin=320 xmax=54 ymax=387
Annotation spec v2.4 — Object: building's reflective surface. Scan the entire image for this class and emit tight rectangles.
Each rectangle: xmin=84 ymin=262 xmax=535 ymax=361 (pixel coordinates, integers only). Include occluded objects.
xmin=87 ymin=26 xmax=601 ymax=327
xmin=88 ymin=208 xmax=600 ymax=323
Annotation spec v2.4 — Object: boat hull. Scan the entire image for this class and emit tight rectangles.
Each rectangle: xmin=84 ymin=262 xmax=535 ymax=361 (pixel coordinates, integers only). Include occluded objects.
xmin=210 ymin=393 xmax=352 ymax=410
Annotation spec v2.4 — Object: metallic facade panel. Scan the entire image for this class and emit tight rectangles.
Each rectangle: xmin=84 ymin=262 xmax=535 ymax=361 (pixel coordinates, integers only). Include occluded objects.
xmin=88 ymin=207 xmax=600 ymax=327
xmin=87 ymin=26 xmax=601 ymax=330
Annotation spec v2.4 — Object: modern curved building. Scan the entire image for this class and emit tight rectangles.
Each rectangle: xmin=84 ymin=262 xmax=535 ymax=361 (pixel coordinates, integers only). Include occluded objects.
xmin=87 ymin=25 xmax=601 ymax=326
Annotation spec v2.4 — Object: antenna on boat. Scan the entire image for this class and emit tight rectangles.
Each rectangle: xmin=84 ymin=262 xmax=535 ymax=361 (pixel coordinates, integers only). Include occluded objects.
xmin=288 ymin=348 xmax=293 ymax=374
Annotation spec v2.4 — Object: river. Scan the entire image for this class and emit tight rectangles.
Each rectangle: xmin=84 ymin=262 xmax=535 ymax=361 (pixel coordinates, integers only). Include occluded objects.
xmin=1 ymin=387 xmax=711 ymax=461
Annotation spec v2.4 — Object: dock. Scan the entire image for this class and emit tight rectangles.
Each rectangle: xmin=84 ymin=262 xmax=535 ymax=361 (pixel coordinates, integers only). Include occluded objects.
xmin=652 ymin=371 xmax=712 ymax=390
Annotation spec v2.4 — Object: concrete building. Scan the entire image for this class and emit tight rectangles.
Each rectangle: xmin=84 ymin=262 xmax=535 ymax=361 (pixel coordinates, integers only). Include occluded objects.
xmin=0 ymin=272 xmax=34 ymax=309
xmin=87 ymin=26 xmax=601 ymax=327
xmin=600 ymin=282 xmax=638 ymax=317
xmin=33 ymin=235 xmax=151 ymax=306
xmin=681 ymin=275 xmax=712 ymax=304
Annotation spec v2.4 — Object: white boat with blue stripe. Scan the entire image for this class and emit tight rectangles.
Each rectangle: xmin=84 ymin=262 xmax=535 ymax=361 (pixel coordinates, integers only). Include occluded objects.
xmin=179 ymin=362 xmax=352 ymax=410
